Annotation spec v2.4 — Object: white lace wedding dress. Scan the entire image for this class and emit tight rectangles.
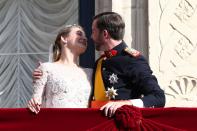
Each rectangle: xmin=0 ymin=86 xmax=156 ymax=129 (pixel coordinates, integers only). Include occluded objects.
xmin=32 ymin=62 xmax=93 ymax=108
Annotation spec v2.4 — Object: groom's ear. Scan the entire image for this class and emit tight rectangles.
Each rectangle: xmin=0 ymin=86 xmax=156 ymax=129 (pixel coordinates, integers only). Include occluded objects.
xmin=61 ymin=36 xmax=68 ymax=44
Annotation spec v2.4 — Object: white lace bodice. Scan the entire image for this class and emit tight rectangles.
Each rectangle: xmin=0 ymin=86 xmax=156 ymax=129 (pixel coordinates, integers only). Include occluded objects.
xmin=32 ymin=62 xmax=93 ymax=108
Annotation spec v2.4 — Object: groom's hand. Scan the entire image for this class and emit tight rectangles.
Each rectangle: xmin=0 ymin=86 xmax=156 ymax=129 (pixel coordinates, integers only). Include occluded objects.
xmin=100 ymin=100 xmax=132 ymax=117
xmin=32 ymin=61 xmax=43 ymax=82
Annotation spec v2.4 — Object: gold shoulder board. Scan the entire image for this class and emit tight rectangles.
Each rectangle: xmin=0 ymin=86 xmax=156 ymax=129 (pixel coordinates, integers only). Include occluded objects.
xmin=124 ymin=47 xmax=140 ymax=57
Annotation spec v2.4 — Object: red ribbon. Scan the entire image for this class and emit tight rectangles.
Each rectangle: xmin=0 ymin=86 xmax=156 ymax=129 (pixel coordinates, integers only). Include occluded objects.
xmin=104 ymin=50 xmax=117 ymax=58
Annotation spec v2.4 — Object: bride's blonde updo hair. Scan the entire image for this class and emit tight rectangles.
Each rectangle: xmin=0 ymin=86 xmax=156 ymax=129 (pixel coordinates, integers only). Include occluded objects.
xmin=53 ymin=24 xmax=83 ymax=62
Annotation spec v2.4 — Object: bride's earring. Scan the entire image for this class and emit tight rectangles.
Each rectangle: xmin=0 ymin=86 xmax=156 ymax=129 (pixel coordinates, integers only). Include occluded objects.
xmin=61 ymin=36 xmax=67 ymax=45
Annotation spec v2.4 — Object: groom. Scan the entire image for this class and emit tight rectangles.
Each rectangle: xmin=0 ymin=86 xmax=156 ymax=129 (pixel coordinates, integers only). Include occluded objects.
xmin=33 ymin=12 xmax=165 ymax=117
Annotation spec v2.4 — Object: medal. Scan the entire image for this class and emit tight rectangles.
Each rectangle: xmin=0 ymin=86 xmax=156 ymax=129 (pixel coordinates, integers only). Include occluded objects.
xmin=109 ymin=73 xmax=118 ymax=84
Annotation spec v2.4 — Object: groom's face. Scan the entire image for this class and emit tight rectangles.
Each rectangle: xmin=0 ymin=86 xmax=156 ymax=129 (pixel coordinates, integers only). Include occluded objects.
xmin=91 ymin=20 xmax=105 ymax=51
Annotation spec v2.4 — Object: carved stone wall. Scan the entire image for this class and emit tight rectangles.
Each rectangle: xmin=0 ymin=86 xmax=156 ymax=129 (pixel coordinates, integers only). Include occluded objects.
xmin=149 ymin=0 xmax=197 ymax=107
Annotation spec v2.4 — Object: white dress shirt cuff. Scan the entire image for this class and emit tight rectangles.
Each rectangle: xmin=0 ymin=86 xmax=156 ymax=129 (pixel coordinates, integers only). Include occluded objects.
xmin=130 ymin=99 xmax=144 ymax=108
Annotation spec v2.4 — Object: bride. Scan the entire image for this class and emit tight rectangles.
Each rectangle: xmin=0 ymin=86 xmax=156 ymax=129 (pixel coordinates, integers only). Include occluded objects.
xmin=27 ymin=25 xmax=92 ymax=114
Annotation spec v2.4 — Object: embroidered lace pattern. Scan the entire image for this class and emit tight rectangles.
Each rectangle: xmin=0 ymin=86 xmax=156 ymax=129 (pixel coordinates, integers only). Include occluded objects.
xmin=32 ymin=62 xmax=93 ymax=108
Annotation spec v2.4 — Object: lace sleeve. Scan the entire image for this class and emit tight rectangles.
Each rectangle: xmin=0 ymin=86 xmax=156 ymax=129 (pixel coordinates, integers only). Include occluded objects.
xmin=32 ymin=63 xmax=48 ymax=102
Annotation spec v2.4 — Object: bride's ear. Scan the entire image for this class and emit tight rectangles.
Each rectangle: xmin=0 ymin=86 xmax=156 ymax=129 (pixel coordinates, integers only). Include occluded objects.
xmin=61 ymin=36 xmax=67 ymax=44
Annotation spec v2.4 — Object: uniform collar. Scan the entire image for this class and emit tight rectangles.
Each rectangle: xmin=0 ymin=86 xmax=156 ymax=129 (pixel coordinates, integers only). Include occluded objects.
xmin=111 ymin=41 xmax=127 ymax=56
xmin=100 ymin=41 xmax=128 ymax=59
xmin=104 ymin=50 xmax=118 ymax=58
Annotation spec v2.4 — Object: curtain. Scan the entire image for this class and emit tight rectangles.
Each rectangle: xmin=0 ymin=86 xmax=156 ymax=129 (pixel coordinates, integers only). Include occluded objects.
xmin=0 ymin=0 xmax=79 ymax=107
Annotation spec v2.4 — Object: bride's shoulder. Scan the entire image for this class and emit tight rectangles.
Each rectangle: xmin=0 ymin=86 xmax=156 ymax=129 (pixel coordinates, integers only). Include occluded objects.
xmin=82 ymin=68 xmax=93 ymax=78
xmin=82 ymin=68 xmax=93 ymax=83
xmin=39 ymin=62 xmax=56 ymax=71
xmin=40 ymin=62 xmax=54 ymax=67
xmin=82 ymin=68 xmax=93 ymax=74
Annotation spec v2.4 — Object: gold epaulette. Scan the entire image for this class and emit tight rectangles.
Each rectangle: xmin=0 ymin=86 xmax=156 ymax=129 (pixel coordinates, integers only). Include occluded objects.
xmin=124 ymin=47 xmax=140 ymax=57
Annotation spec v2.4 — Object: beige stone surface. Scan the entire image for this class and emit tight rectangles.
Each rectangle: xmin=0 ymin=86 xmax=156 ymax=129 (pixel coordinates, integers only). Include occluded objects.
xmin=149 ymin=0 xmax=197 ymax=107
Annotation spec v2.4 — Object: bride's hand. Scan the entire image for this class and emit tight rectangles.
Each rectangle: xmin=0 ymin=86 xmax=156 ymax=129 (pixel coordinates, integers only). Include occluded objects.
xmin=27 ymin=98 xmax=41 ymax=114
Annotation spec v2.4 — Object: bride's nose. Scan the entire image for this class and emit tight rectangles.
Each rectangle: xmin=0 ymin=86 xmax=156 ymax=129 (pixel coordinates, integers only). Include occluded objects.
xmin=83 ymin=36 xmax=87 ymax=42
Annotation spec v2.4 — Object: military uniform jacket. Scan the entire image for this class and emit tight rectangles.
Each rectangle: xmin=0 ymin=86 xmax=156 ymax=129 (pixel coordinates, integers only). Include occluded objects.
xmin=93 ymin=42 xmax=165 ymax=108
